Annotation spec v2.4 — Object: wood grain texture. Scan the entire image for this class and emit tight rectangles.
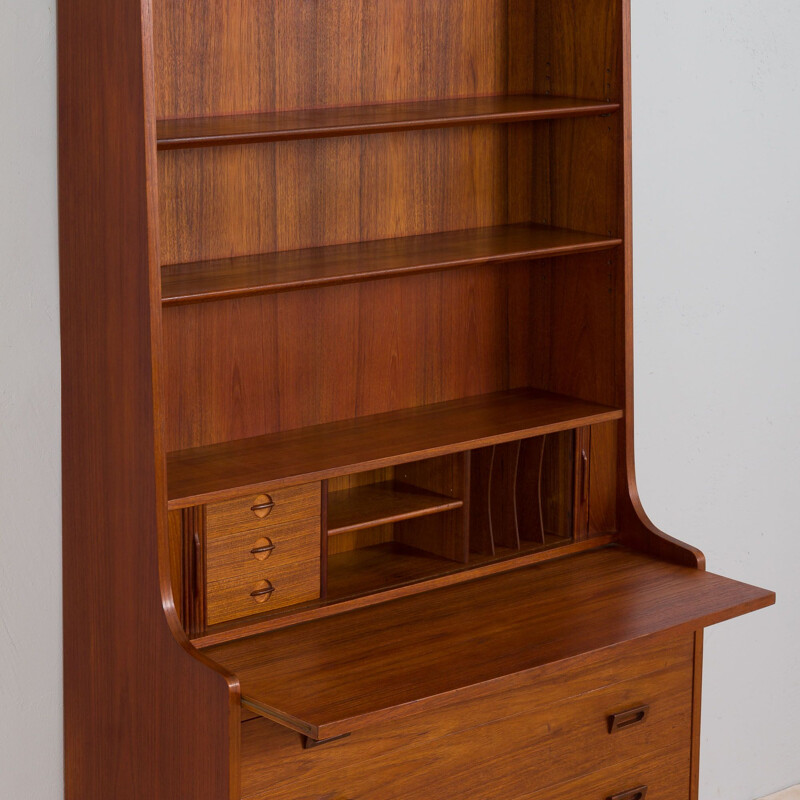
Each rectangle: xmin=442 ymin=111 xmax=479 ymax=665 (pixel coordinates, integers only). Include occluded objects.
xmin=158 ymin=127 xmax=512 ymax=265
xmin=206 ymin=482 xmax=320 ymax=535
xmin=393 ymin=453 xmax=470 ymax=563
xmin=327 ymin=482 xmax=463 ymax=536
xmin=194 ymin=537 xmax=616 ymax=648
xmin=240 ymin=631 xmax=692 ymax=799
xmin=206 ymin=519 xmax=320 ymax=584
xmin=166 ymin=388 xmax=624 ymax=508
xmin=206 ymin=557 xmax=320 ymax=626
xmin=205 ymin=546 xmax=773 ymax=740
xmin=59 ymin=1 xmax=238 ymax=798
xmin=157 ymin=96 xmax=620 ymax=148
xmin=163 ymin=264 xmax=532 ymax=451
xmin=154 ymin=0 xmax=513 ymax=118
xmin=161 ymin=223 xmax=622 ymax=306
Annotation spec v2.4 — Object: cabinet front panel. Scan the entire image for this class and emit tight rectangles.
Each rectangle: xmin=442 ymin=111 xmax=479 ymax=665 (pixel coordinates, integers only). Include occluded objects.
xmin=241 ymin=633 xmax=694 ymax=800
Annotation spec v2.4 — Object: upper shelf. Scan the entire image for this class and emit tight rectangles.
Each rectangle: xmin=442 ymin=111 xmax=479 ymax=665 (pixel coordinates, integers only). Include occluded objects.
xmin=156 ymin=95 xmax=620 ymax=149
xmin=161 ymin=223 xmax=622 ymax=306
xmin=205 ymin=546 xmax=774 ymax=741
xmin=166 ymin=387 xmax=623 ymax=509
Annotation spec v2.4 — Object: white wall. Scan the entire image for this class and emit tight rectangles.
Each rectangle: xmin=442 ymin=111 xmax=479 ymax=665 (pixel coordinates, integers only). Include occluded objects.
xmin=0 ymin=0 xmax=63 ymax=798
xmin=631 ymin=1 xmax=800 ymax=797
xmin=0 ymin=2 xmax=797 ymax=799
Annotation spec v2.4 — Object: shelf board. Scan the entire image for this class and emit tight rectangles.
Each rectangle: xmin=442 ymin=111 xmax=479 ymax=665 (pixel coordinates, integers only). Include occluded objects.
xmin=161 ymin=223 xmax=622 ymax=306
xmin=156 ymin=95 xmax=620 ymax=149
xmin=327 ymin=482 xmax=463 ymax=536
xmin=166 ymin=388 xmax=623 ymax=509
xmin=205 ymin=546 xmax=774 ymax=741
xmin=325 ymin=539 xmax=566 ymax=603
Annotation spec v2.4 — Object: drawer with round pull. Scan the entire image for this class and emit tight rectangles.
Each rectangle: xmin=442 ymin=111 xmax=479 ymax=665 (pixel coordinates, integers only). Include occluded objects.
xmin=205 ymin=482 xmax=321 ymax=536
xmin=206 ymin=517 xmax=320 ymax=586
xmin=206 ymin=558 xmax=320 ymax=625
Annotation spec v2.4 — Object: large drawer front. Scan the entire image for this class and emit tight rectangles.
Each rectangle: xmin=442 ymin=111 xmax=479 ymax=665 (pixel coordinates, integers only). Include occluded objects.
xmin=522 ymin=744 xmax=691 ymax=800
xmin=241 ymin=632 xmax=695 ymax=800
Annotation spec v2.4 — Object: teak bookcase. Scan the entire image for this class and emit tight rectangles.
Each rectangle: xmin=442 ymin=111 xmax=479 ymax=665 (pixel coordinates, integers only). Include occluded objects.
xmin=59 ymin=2 xmax=775 ymax=799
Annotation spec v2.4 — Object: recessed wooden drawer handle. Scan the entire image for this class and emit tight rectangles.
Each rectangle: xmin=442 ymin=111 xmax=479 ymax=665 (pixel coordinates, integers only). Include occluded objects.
xmin=608 ymin=704 xmax=650 ymax=733
xmin=250 ymin=538 xmax=276 ymax=559
xmin=608 ymin=786 xmax=647 ymax=800
xmin=250 ymin=494 xmax=275 ymax=518
xmin=250 ymin=580 xmax=275 ymax=603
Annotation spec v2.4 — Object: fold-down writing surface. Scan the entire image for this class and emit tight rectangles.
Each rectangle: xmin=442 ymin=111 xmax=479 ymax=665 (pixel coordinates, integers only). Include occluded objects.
xmin=204 ymin=546 xmax=773 ymax=741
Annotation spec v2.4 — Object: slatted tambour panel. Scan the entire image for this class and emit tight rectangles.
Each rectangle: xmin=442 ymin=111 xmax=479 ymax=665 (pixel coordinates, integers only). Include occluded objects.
xmin=153 ymin=0 xmax=512 ymax=119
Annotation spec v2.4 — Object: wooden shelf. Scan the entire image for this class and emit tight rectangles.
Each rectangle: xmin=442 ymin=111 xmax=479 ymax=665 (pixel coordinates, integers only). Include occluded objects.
xmin=325 ymin=539 xmax=567 ymax=603
xmin=205 ymin=546 xmax=774 ymax=741
xmin=328 ymin=482 xmax=463 ymax=536
xmin=166 ymin=388 xmax=623 ymax=509
xmin=161 ymin=223 xmax=622 ymax=306
xmin=156 ymin=95 xmax=620 ymax=149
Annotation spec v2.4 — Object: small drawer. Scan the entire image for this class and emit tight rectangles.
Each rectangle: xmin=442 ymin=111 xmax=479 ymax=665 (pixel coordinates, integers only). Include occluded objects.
xmin=206 ymin=483 xmax=321 ymax=536
xmin=207 ymin=517 xmax=320 ymax=585
xmin=207 ymin=558 xmax=320 ymax=625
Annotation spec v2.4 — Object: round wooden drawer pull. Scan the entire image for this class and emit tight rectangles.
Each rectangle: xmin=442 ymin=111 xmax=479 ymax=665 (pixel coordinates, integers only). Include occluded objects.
xmin=250 ymin=580 xmax=275 ymax=603
xmin=250 ymin=494 xmax=275 ymax=519
xmin=250 ymin=538 xmax=276 ymax=560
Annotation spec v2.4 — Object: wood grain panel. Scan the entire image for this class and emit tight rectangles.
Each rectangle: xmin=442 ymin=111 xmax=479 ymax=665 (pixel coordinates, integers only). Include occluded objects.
xmin=59 ymin=1 xmax=239 ymax=797
xmin=394 ymin=453 xmax=469 ymax=563
xmin=589 ymin=420 xmax=619 ymax=535
xmin=206 ymin=546 xmax=773 ymax=740
xmin=158 ymin=127 xmax=511 ymax=264
xmin=240 ymin=632 xmax=693 ymax=800
xmin=157 ymin=96 xmax=620 ymax=149
xmin=207 ymin=558 xmax=321 ymax=626
xmin=206 ymin=483 xmax=321 ymax=535
xmin=166 ymin=388 xmax=623 ymax=508
xmin=533 ymin=0 xmax=622 ymax=102
xmin=160 ymin=223 xmax=622 ymax=306
xmin=163 ymin=265 xmax=533 ymax=452
xmin=153 ymin=0 xmax=512 ymax=118
xmin=207 ymin=521 xmax=320 ymax=584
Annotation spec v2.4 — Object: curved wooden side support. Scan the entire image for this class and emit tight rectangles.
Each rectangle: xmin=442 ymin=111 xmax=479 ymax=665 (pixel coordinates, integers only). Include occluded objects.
xmin=60 ymin=1 xmax=240 ymax=798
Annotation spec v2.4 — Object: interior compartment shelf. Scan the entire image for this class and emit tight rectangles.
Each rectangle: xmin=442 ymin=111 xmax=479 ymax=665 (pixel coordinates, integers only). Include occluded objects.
xmin=161 ymin=223 xmax=622 ymax=306
xmin=156 ymin=95 xmax=620 ymax=149
xmin=327 ymin=481 xmax=463 ymax=536
xmin=205 ymin=546 xmax=774 ymax=741
xmin=166 ymin=388 xmax=623 ymax=509
xmin=325 ymin=538 xmax=567 ymax=603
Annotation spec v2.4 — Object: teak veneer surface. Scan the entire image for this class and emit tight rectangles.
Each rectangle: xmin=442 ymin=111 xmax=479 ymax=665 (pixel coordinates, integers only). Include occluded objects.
xmin=206 ymin=546 xmax=773 ymax=740
xmin=161 ymin=223 xmax=622 ymax=305
xmin=241 ymin=647 xmax=692 ymax=799
xmin=167 ymin=388 xmax=624 ymax=508
xmin=327 ymin=481 xmax=463 ymax=535
xmin=157 ymin=95 xmax=620 ymax=148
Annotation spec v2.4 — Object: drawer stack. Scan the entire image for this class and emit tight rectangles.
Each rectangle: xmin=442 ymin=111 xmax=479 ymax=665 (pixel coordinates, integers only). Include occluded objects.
xmin=240 ymin=632 xmax=695 ymax=800
xmin=205 ymin=483 xmax=321 ymax=625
